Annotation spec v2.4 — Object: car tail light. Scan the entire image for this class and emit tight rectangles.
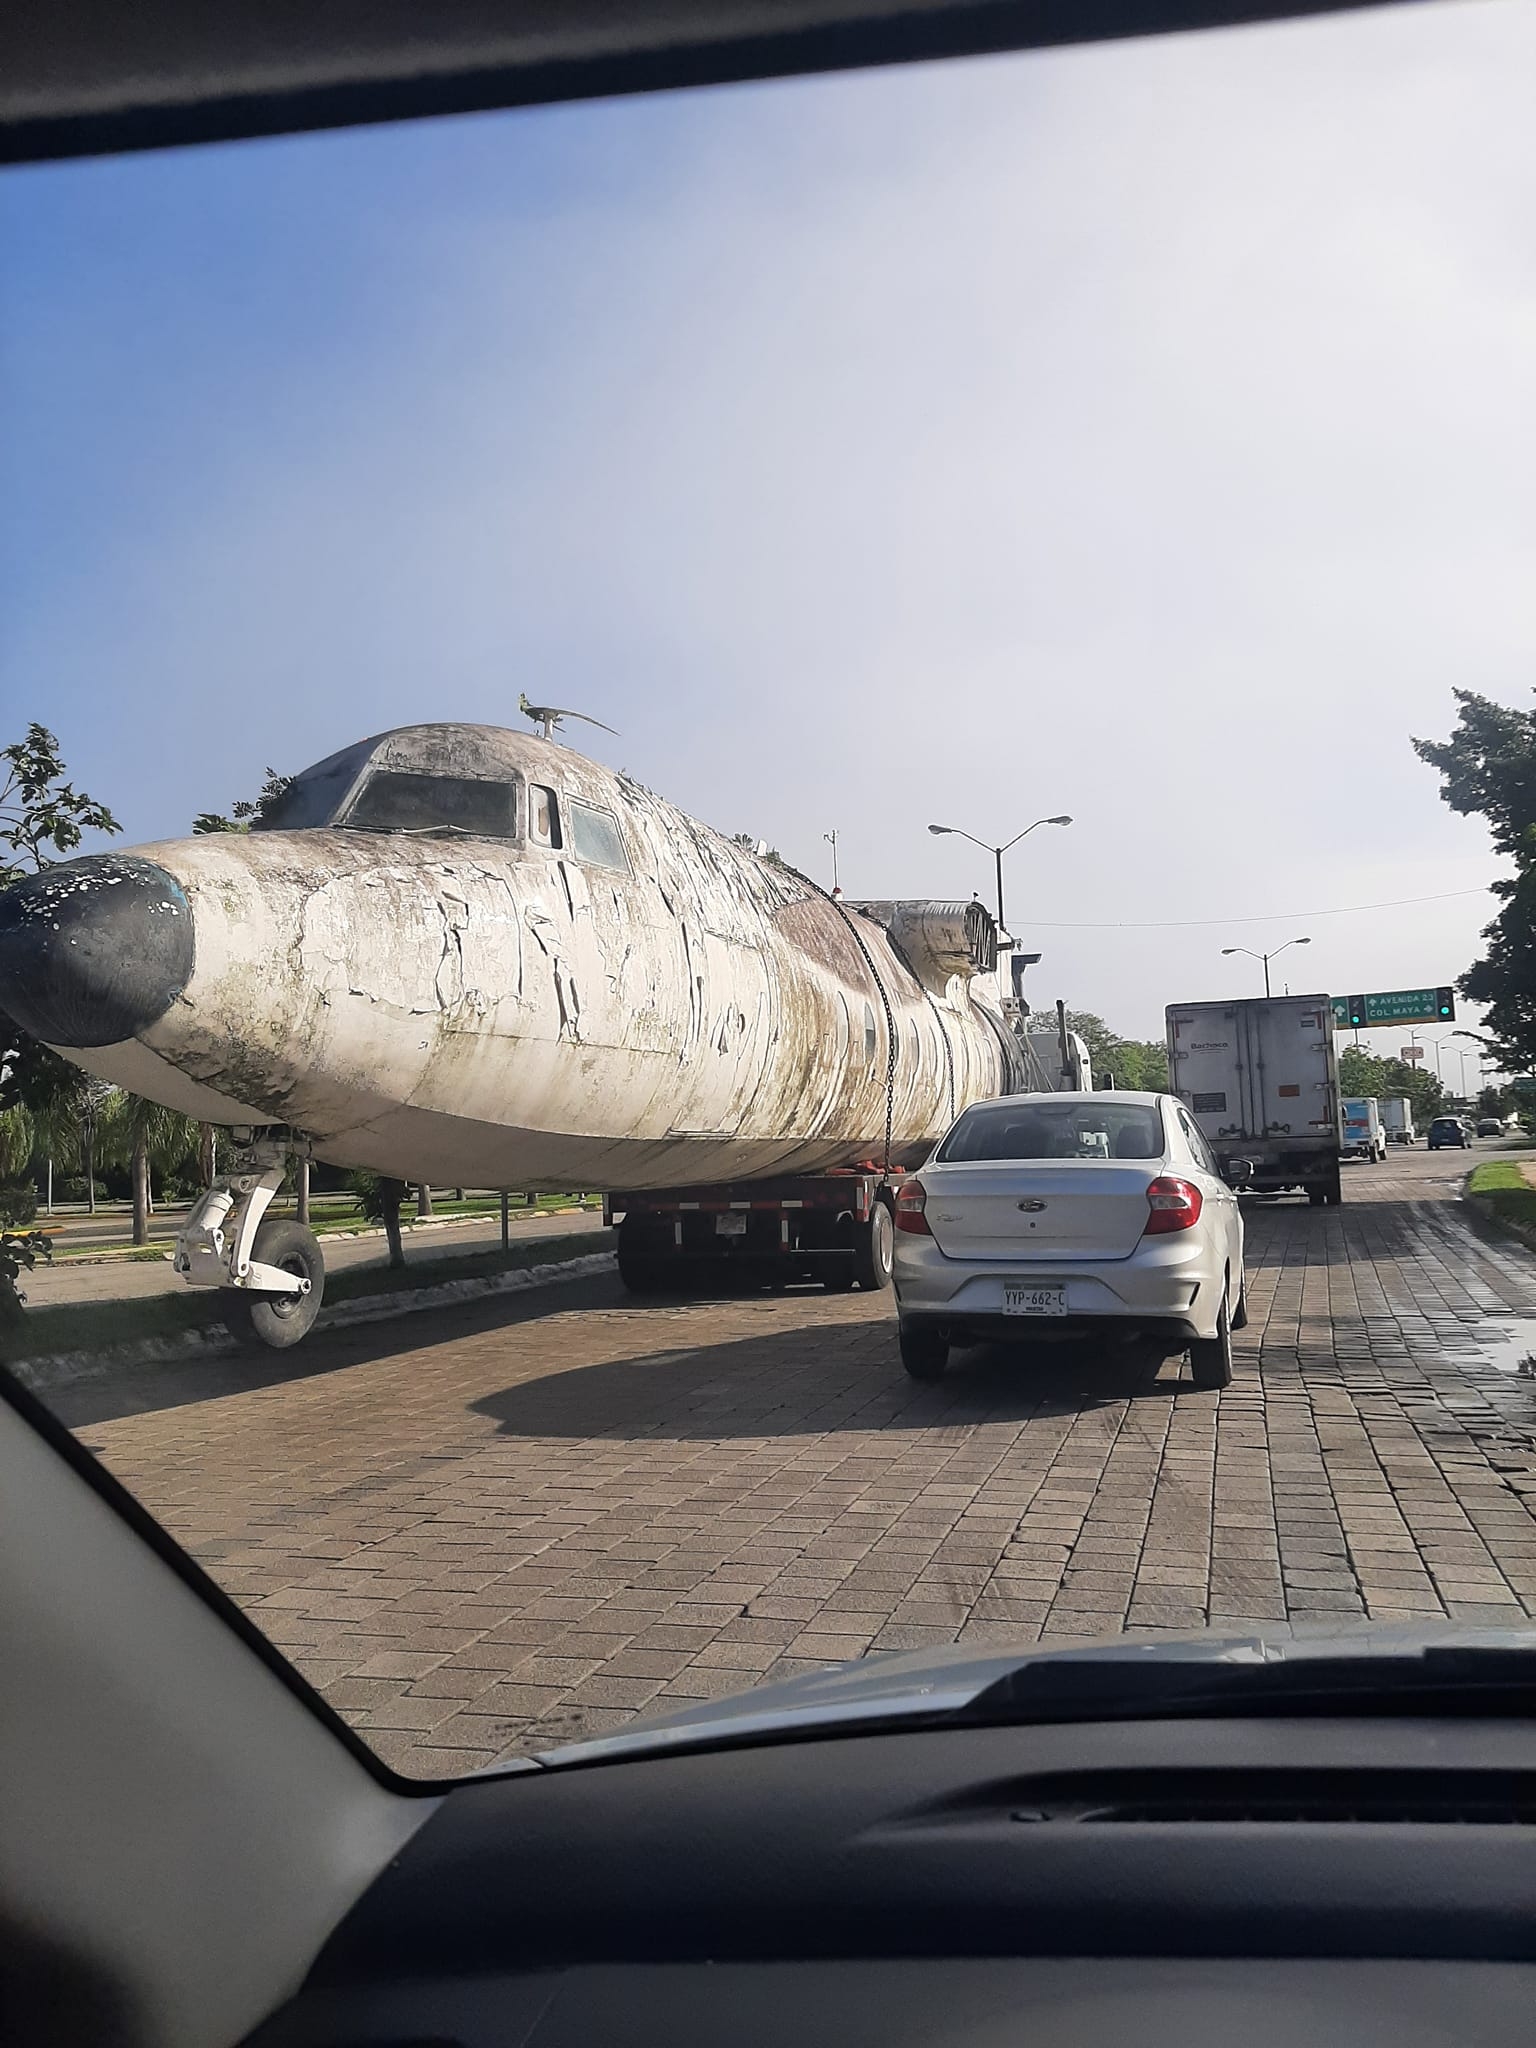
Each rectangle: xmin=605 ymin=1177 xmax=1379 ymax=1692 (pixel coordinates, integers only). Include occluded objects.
xmin=893 ymin=1180 xmax=931 ymax=1235
xmin=1143 ymin=1174 xmax=1204 ymax=1235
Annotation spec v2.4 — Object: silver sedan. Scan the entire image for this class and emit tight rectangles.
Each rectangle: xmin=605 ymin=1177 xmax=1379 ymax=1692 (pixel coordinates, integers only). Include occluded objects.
xmin=891 ymin=1091 xmax=1245 ymax=1389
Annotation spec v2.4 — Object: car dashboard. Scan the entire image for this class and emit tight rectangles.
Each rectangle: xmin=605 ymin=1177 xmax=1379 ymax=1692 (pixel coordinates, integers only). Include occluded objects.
xmin=250 ymin=1714 xmax=1536 ymax=2047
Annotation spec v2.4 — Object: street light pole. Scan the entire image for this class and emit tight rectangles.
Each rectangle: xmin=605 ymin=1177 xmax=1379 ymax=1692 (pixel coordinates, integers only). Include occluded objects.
xmin=927 ymin=815 xmax=1073 ymax=938
xmin=1221 ymin=938 xmax=1311 ymax=998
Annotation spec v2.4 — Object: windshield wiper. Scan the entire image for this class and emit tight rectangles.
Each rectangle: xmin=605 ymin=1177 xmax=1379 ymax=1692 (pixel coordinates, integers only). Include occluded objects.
xmin=335 ymin=822 xmax=480 ymax=837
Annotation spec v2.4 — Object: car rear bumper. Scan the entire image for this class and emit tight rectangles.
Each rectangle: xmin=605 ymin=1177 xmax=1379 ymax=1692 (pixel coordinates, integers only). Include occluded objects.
xmin=892 ymin=1230 xmax=1228 ymax=1340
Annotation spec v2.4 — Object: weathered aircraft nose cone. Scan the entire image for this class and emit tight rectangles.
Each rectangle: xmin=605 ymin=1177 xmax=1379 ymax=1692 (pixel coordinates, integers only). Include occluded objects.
xmin=0 ymin=854 xmax=194 ymax=1047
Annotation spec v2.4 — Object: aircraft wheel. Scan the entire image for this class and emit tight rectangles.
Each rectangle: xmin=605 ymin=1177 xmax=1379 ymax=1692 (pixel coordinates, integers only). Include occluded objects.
xmin=223 ymin=1221 xmax=325 ymax=1349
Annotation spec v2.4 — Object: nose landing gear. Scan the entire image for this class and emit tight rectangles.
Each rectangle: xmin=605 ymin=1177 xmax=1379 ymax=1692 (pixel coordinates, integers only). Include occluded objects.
xmin=174 ymin=1131 xmax=325 ymax=1349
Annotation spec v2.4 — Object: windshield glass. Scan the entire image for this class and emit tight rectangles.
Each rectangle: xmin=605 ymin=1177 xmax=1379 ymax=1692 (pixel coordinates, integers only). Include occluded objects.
xmin=940 ymin=1100 xmax=1164 ymax=1161
xmin=5 ymin=0 xmax=1536 ymax=1788
xmin=250 ymin=745 xmax=372 ymax=830
xmin=344 ymin=770 xmax=517 ymax=838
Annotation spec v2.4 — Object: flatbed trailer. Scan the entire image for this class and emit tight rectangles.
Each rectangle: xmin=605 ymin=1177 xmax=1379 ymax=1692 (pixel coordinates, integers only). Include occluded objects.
xmin=605 ymin=1170 xmax=897 ymax=1294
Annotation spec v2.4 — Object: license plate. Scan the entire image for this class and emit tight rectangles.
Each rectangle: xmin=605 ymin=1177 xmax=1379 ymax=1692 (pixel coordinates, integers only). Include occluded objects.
xmin=1004 ymin=1285 xmax=1067 ymax=1317
xmin=715 ymin=1212 xmax=748 ymax=1237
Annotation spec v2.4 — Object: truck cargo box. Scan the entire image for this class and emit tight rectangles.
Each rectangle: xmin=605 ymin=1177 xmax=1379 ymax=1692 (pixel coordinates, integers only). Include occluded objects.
xmin=1166 ymin=995 xmax=1342 ymax=1206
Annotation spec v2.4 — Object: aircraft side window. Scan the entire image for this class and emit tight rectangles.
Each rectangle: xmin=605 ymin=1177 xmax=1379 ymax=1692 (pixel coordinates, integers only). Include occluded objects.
xmin=530 ymin=785 xmax=562 ymax=848
xmin=566 ymin=796 xmax=630 ymax=872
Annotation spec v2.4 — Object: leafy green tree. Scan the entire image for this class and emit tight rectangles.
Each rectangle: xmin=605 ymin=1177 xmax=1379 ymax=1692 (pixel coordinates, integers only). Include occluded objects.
xmin=1337 ymin=1047 xmax=1444 ymax=1127
xmin=1415 ymin=691 xmax=1536 ymax=1072
xmin=0 ymin=725 xmax=121 ymax=1311
xmin=0 ymin=722 xmax=122 ymax=1163
xmin=0 ymin=723 xmax=121 ymax=884
xmin=1063 ymin=1011 xmax=1169 ymax=1091
xmin=193 ymin=767 xmax=294 ymax=835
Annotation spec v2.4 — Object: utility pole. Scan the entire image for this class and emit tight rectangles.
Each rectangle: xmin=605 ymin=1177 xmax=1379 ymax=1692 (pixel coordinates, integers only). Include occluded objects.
xmin=823 ymin=829 xmax=840 ymax=894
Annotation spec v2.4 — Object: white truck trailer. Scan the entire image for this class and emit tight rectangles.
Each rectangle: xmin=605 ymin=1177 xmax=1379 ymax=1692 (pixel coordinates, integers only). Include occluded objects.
xmin=1380 ymin=1096 xmax=1416 ymax=1145
xmin=1166 ymin=994 xmax=1343 ymax=1207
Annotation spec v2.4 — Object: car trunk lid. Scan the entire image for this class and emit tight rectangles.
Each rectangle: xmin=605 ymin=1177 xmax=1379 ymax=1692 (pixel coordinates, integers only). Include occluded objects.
xmin=922 ymin=1162 xmax=1160 ymax=1262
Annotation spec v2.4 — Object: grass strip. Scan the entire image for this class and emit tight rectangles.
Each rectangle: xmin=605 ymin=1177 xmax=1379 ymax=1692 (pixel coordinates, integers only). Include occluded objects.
xmin=1465 ymin=1159 xmax=1536 ymax=1235
xmin=3 ymin=1229 xmax=613 ymax=1365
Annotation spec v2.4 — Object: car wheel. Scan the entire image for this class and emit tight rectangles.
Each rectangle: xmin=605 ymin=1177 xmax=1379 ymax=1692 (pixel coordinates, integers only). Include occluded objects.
xmin=224 ymin=1220 xmax=325 ymax=1350
xmin=899 ymin=1321 xmax=949 ymax=1380
xmin=1187 ymin=1286 xmax=1234 ymax=1391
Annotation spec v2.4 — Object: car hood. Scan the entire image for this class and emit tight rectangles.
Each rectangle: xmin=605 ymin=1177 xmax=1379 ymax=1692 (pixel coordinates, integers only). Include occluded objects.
xmin=532 ymin=1620 xmax=1536 ymax=1768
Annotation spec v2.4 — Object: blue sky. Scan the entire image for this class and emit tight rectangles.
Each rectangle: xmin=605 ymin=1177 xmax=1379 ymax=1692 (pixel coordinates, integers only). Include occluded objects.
xmin=4 ymin=0 xmax=1535 ymax=1045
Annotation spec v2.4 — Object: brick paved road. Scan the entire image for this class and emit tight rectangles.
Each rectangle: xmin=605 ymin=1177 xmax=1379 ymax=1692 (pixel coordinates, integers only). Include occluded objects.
xmin=53 ymin=1143 xmax=1536 ymax=1778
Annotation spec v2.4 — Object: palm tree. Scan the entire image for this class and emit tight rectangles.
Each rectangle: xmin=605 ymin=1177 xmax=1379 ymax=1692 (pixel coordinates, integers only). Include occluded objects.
xmin=25 ymin=1065 xmax=94 ymax=1212
xmin=0 ymin=1104 xmax=38 ymax=1231
xmin=96 ymin=1091 xmax=201 ymax=1247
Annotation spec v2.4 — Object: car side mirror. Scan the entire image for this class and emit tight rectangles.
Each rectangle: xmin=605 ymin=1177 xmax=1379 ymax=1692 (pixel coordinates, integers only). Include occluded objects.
xmin=1225 ymin=1159 xmax=1255 ymax=1185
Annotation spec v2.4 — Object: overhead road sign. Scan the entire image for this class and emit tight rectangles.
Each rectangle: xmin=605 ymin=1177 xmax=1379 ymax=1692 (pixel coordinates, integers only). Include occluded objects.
xmin=1332 ymin=988 xmax=1456 ymax=1029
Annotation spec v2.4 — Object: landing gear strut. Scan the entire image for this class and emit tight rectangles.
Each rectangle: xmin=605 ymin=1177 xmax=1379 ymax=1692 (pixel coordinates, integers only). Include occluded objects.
xmin=174 ymin=1131 xmax=325 ymax=1349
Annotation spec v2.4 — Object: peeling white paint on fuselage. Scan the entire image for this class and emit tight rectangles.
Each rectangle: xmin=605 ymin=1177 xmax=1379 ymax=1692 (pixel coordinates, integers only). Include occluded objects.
xmin=48 ymin=727 xmax=1032 ymax=1188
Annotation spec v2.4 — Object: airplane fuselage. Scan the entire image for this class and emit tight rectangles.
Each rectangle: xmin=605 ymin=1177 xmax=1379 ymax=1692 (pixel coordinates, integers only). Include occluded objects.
xmin=0 ymin=726 xmax=1028 ymax=1189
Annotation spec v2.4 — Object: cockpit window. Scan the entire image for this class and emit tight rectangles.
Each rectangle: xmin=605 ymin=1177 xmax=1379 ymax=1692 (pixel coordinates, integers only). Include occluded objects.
xmin=566 ymin=797 xmax=629 ymax=871
xmin=249 ymin=745 xmax=371 ymax=831
xmin=343 ymin=770 xmax=517 ymax=838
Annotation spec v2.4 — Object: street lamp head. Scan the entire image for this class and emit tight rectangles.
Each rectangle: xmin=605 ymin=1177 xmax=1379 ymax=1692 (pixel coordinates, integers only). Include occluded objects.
xmin=927 ymin=824 xmax=952 ymax=836
xmin=1046 ymin=815 xmax=1073 ymax=827
xmin=1294 ymin=937 xmax=1312 ymax=946
xmin=1221 ymin=948 xmax=1240 ymax=957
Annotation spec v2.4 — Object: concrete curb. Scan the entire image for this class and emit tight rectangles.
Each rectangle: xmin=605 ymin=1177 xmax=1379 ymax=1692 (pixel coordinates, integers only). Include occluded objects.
xmin=11 ymin=1249 xmax=617 ymax=1395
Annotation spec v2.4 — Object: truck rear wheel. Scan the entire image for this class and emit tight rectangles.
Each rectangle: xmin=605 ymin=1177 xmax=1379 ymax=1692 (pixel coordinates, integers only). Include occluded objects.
xmin=851 ymin=1203 xmax=894 ymax=1291
xmin=616 ymin=1223 xmax=666 ymax=1294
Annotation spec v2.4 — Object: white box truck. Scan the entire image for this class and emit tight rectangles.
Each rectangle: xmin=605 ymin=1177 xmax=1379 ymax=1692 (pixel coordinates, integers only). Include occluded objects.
xmin=1340 ymin=1097 xmax=1386 ymax=1161
xmin=1166 ymin=994 xmax=1343 ymax=1207
xmin=1379 ymin=1096 xmax=1416 ymax=1146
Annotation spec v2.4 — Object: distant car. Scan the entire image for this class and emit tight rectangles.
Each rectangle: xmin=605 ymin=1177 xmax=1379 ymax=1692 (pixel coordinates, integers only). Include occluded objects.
xmin=1428 ymin=1116 xmax=1469 ymax=1149
xmin=891 ymin=1091 xmax=1245 ymax=1391
xmin=1477 ymin=1117 xmax=1503 ymax=1137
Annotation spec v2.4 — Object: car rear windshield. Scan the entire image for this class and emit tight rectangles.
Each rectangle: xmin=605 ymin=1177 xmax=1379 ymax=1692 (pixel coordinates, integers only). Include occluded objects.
xmin=938 ymin=1101 xmax=1166 ymax=1162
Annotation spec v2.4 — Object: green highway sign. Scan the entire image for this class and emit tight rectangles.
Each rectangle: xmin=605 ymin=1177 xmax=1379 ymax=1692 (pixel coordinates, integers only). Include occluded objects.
xmin=1331 ymin=987 xmax=1456 ymax=1028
